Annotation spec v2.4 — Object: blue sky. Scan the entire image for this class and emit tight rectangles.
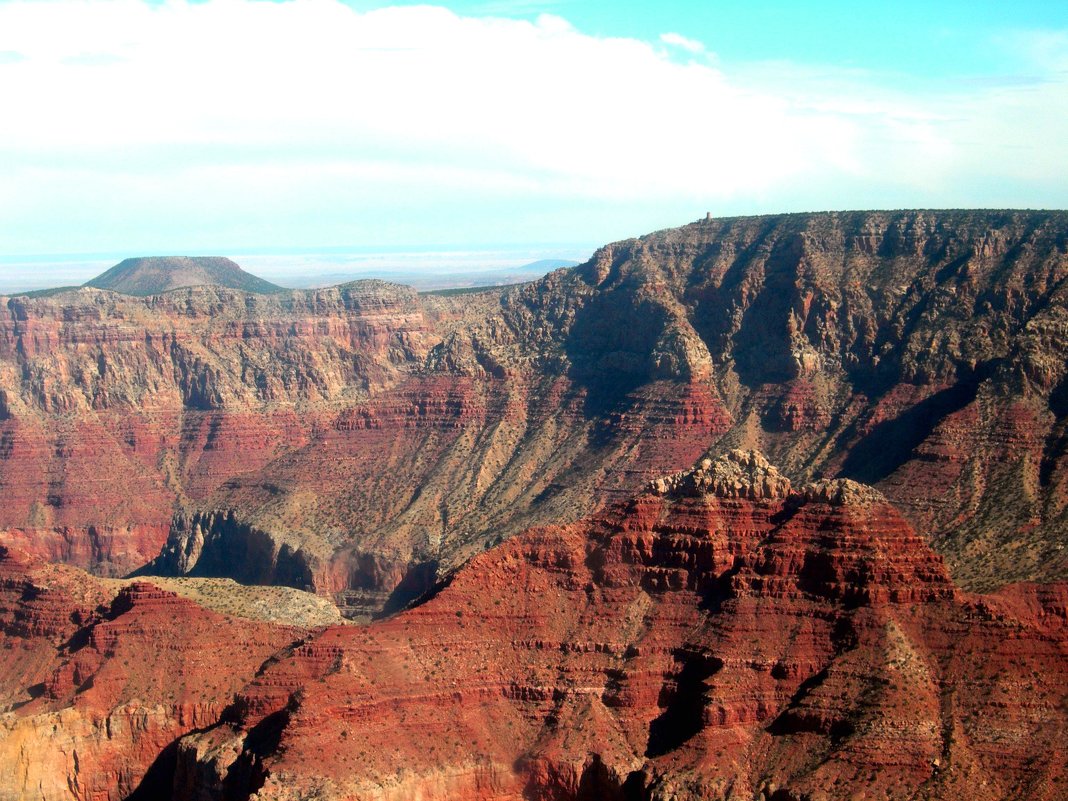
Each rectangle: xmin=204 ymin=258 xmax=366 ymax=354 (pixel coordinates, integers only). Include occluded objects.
xmin=0 ymin=0 xmax=1066 ymax=269
xmin=402 ymin=0 xmax=1067 ymax=78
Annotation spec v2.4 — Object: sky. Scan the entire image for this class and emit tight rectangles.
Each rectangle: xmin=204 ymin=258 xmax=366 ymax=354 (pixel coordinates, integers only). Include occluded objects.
xmin=0 ymin=0 xmax=1066 ymax=277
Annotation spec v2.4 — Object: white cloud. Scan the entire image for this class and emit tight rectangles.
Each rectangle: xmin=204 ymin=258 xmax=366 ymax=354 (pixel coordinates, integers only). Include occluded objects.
xmin=660 ymin=32 xmax=705 ymax=54
xmin=0 ymin=1 xmax=1064 ymax=254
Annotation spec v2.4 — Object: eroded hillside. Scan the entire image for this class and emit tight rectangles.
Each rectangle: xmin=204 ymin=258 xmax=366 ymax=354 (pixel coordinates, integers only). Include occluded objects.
xmin=1 ymin=451 xmax=1063 ymax=801
xmin=1 ymin=210 xmax=1066 ymax=618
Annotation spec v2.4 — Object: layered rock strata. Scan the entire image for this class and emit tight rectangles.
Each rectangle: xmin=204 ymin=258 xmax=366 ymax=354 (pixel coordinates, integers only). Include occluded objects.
xmin=163 ymin=451 xmax=1068 ymax=801
xmin=0 ymin=545 xmax=305 ymax=801
xmin=1 ymin=211 xmax=1067 ymax=614
xmin=1 ymin=451 xmax=1064 ymax=800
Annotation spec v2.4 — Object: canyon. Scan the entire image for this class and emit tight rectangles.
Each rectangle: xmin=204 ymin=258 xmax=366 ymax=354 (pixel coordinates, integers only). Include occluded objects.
xmin=1 ymin=210 xmax=1066 ymax=614
xmin=0 ymin=450 xmax=1064 ymax=800
xmin=0 ymin=210 xmax=1066 ymax=799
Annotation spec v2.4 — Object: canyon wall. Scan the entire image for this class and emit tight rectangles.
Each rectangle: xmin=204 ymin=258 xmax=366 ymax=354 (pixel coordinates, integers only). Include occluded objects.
xmin=172 ymin=452 xmax=1068 ymax=800
xmin=1 ymin=451 xmax=1063 ymax=800
xmin=1 ymin=210 xmax=1067 ymax=615
xmin=0 ymin=545 xmax=304 ymax=801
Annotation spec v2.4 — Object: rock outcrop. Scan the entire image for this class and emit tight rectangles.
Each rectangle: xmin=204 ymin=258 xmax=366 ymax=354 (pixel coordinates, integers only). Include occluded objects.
xmin=161 ymin=452 xmax=1067 ymax=801
xmin=649 ymin=448 xmax=793 ymax=499
xmin=1 ymin=210 xmax=1067 ymax=617
xmin=0 ymin=545 xmax=306 ymax=801
xmin=0 ymin=453 xmax=1064 ymax=801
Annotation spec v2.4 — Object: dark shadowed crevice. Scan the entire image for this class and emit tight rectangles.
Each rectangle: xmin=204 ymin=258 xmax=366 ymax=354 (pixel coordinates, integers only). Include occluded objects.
xmin=697 ymin=567 xmax=738 ymax=614
xmin=132 ymin=511 xmax=316 ymax=593
xmin=934 ymin=253 xmax=971 ymax=284
xmin=645 ymin=650 xmax=721 ymax=758
xmin=563 ymin=284 xmax=672 ymax=419
xmin=1049 ymin=373 xmax=1068 ymax=418
xmin=837 ymin=378 xmax=981 ymax=485
xmin=729 ymin=235 xmax=807 ymax=388
xmin=576 ymin=755 xmax=622 ymax=801
xmin=375 ymin=559 xmax=440 ymax=618
xmin=1040 ymin=430 xmax=1068 ymax=488
xmin=1040 ymin=381 xmax=1068 ymax=488
xmin=686 ymin=217 xmax=782 ymax=351
xmin=380 ymin=568 xmax=457 ymax=619
xmin=221 ymin=708 xmax=291 ymax=801
xmin=766 ymin=667 xmax=831 ymax=736
xmin=123 ymin=717 xmax=225 ymax=801
xmin=621 ymin=770 xmax=650 ymax=801
xmin=124 ymin=737 xmax=181 ymax=801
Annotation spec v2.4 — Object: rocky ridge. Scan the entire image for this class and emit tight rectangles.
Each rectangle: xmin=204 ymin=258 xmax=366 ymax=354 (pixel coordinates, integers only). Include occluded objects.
xmin=1 ymin=452 xmax=1064 ymax=800
xmin=0 ymin=545 xmax=307 ymax=801
xmin=649 ymin=448 xmax=794 ymax=500
xmin=0 ymin=211 xmax=1066 ymax=617
xmin=147 ymin=451 xmax=1064 ymax=801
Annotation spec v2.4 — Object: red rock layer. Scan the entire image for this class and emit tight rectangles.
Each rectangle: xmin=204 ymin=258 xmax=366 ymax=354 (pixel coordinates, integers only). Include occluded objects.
xmin=0 ymin=546 xmax=301 ymax=801
xmin=171 ymin=452 xmax=1067 ymax=801
xmin=0 ymin=281 xmax=432 ymax=579
xmin=2 ymin=210 xmax=1068 ymax=611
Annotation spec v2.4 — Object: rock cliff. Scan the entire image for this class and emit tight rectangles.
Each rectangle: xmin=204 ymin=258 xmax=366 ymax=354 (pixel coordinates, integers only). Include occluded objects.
xmin=158 ymin=451 xmax=1066 ymax=801
xmin=0 ymin=545 xmax=305 ymax=801
xmin=1 ymin=210 xmax=1066 ymax=617
xmin=2 ymin=453 xmax=1063 ymax=800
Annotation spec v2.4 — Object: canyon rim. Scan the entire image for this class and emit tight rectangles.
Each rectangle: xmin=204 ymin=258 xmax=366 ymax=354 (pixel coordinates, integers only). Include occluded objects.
xmin=0 ymin=210 xmax=1066 ymax=800
xmin=3 ymin=0 xmax=1068 ymax=798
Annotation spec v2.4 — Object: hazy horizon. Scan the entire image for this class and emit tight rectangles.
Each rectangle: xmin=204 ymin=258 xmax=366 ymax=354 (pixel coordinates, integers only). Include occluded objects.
xmin=0 ymin=244 xmax=594 ymax=294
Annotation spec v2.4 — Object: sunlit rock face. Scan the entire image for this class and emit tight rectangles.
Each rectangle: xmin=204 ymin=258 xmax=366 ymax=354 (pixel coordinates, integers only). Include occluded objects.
xmin=0 ymin=207 xmax=1063 ymax=801
xmin=0 ymin=335 xmax=1065 ymax=799
xmin=0 ymin=545 xmax=303 ymax=801
xmin=164 ymin=452 xmax=1068 ymax=801
xmin=1 ymin=210 xmax=1067 ymax=623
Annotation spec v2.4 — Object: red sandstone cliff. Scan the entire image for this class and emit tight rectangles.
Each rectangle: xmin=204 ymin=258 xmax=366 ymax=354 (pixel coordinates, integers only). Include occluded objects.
xmin=0 ymin=545 xmax=305 ymax=801
xmin=1 ymin=211 xmax=1066 ymax=617
xmin=2 ymin=451 xmax=1063 ymax=800
xmin=161 ymin=450 xmax=1066 ymax=801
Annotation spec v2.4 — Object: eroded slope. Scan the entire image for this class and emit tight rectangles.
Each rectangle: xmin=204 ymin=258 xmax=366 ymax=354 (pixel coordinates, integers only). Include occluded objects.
xmin=85 ymin=256 xmax=282 ymax=296
xmin=168 ymin=451 xmax=1068 ymax=801
xmin=1 ymin=211 xmax=1066 ymax=615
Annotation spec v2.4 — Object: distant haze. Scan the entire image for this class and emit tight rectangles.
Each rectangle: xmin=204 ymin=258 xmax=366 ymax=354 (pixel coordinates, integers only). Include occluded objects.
xmin=0 ymin=247 xmax=592 ymax=295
